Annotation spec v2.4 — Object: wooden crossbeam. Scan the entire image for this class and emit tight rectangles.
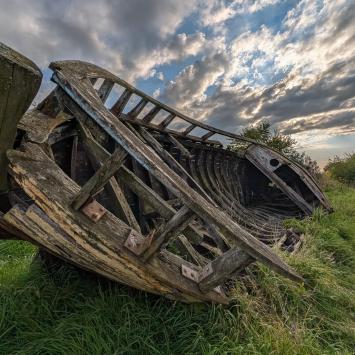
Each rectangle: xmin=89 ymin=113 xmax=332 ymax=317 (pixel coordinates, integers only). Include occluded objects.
xmin=97 ymin=79 xmax=114 ymax=103
xmin=142 ymin=106 xmax=160 ymax=123
xmin=198 ymin=249 xmax=253 ymax=293
xmin=201 ymin=131 xmax=215 ymax=141
xmin=118 ymin=167 xmax=203 ymax=244
xmin=111 ymin=88 xmax=132 ymax=115
xmin=142 ymin=206 xmax=195 ymax=261
xmin=159 ymin=113 xmax=175 ymax=129
xmin=182 ymin=124 xmax=196 ymax=136
xmin=128 ymin=98 xmax=147 ymax=117
xmin=71 ymin=146 xmax=127 ymax=210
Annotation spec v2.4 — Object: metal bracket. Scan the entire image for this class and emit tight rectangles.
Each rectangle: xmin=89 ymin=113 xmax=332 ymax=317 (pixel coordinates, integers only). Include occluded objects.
xmin=124 ymin=229 xmax=154 ymax=256
xmin=81 ymin=199 xmax=106 ymax=222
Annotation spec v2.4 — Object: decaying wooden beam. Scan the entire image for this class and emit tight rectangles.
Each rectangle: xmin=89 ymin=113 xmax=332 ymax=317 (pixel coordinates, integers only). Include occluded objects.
xmin=18 ymin=110 xmax=71 ymax=143
xmin=0 ymin=42 xmax=42 ymax=196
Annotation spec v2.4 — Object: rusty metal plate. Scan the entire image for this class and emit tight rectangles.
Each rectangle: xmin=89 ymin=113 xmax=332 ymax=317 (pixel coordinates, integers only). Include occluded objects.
xmin=81 ymin=199 xmax=106 ymax=222
xmin=124 ymin=229 xmax=154 ymax=256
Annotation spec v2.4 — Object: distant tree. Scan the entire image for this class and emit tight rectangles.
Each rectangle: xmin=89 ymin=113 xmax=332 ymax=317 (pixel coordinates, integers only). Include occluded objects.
xmin=228 ymin=121 xmax=321 ymax=178
xmin=324 ymin=153 xmax=355 ymax=185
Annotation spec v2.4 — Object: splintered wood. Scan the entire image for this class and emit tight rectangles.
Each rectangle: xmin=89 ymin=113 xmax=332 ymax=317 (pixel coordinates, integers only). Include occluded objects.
xmin=0 ymin=42 xmax=332 ymax=303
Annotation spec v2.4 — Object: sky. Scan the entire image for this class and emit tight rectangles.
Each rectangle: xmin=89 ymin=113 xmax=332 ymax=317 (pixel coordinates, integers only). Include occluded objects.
xmin=1 ymin=0 xmax=354 ymax=167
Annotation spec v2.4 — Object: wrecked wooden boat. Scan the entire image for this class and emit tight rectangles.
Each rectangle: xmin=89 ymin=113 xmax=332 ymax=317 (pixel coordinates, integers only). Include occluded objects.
xmin=0 ymin=43 xmax=332 ymax=304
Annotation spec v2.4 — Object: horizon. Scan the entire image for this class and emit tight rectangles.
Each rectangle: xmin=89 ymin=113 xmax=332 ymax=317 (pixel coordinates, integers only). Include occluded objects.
xmin=1 ymin=0 xmax=354 ymax=167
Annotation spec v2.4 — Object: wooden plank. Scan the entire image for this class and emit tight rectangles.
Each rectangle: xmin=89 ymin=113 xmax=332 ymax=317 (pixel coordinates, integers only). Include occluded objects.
xmin=0 ymin=42 xmax=42 ymax=194
xmin=198 ymin=249 xmax=253 ymax=293
xmin=18 ymin=110 xmax=72 ymax=143
xmin=79 ymin=130 xmax=141 ymax=232
xmin=142 ymin=206 xmax=195 ymax=261
xmin=77 ymin=119 xmax=141 ymax=231
xmin=138 ymin=127 xmax=215 ymax=205
xmin=71 ymin=146 xmax=127 ymax=210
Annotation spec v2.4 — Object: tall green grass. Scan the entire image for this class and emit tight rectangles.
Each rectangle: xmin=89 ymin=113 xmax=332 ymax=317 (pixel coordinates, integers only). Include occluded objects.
xmin=0 ymin=184 xmax=354 ymax=354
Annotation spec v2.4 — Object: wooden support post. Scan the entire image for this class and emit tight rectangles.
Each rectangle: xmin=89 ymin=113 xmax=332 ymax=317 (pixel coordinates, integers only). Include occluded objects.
xmin=198 ymin=249 xmax=253 ymax=293
xmin=0 ymin=42 xmax=42 ymax=199
xmin=71 ymin=146 xmax=127 ymax=210
xmin=142 ymin=206 xmax=195 ymax=261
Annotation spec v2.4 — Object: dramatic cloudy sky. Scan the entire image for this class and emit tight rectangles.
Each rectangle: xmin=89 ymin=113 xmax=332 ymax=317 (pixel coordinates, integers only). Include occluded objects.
xmin=1 ymin=0 xmax=354 ymax=166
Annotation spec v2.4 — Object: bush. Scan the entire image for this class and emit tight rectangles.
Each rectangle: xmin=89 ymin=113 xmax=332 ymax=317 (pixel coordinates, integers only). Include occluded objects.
xmin=324 ymin=153 xmax=355 ymax=185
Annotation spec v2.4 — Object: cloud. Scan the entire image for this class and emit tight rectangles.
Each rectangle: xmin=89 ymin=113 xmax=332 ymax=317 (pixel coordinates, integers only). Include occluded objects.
xmin=0 ymin=0 xmax=203 ymax=81
xmin=160 ymin=0 xmax=355 ymax=141
xmin=0 ymin=0 xmax=353 ymax=154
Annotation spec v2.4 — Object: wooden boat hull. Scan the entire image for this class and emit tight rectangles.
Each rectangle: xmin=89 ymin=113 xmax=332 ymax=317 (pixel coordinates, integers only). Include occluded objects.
xmin=0 ymin=43 xmax=331 ymax=303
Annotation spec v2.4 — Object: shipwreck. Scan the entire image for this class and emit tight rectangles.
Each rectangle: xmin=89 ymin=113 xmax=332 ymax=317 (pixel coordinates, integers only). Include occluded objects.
xmin=0 ymin=43 xmax=331 ymax=304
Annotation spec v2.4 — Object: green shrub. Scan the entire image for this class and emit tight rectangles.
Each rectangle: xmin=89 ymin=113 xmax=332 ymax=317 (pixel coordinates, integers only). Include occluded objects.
xmin=325 ymin=153 xmax=355 ymax=185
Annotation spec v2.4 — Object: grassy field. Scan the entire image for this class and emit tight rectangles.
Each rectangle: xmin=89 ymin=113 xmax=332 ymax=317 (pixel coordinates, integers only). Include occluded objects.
xmin=0 ymin=183 xmax=354 ymax=354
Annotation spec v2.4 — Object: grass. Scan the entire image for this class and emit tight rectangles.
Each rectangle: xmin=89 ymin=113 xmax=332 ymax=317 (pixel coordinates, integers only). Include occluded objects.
xmin=0 ymin=182 xmax=354 ymax=354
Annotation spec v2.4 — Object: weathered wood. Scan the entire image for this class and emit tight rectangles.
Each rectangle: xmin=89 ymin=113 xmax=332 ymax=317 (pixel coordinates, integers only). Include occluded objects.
xmin=71 ymin=146 xmax=127 ymax=210
xmin=182 ymin=124 xmax=196 ymax=136
xmin=18 ymin=110 xmax=72 ymax=143
xmin=51 ymin=62 xmax=303 ymax=283
xmin=0 ymin=42 xmax=42 ymax=194
xmin=198 ymin=249 xmax=253 ymax=293
xmin=79 ymin=126 xmax=203 ymax=244
xmin=6 ymin=143 xmax=227 ymax=303
xmin=142 ymin=206 xmax=195 ymax=261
